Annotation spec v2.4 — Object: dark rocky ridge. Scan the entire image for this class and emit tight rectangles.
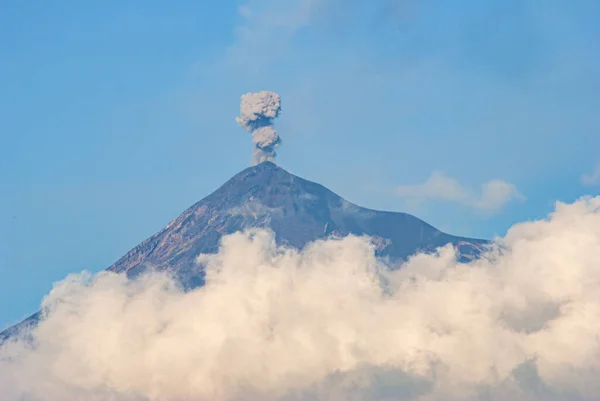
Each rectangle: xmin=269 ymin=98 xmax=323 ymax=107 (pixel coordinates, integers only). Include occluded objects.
xmin=1 ymin=162 xmax=488 ymax=340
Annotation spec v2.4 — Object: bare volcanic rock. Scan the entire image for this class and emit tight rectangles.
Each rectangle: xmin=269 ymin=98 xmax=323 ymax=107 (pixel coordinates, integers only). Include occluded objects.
xmin=1 ymin=162 xmax=487 ymax=340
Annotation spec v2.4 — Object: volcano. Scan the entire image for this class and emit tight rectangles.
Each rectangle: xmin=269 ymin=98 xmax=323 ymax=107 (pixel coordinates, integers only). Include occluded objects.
xmin=1 ymin=162 xmax=487 ymax=339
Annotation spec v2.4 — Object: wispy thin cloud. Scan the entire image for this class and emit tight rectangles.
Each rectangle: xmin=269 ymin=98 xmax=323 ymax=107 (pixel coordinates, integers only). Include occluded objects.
xmin=225 ymin=0 xmax=414 ymax=69
xmin=581 ymin=164 xmax=600 ymax=187
xmin=395 ymin=171 xmax=524 ymax=213
xmin=225 ymin=0 xmax=326 ymax=68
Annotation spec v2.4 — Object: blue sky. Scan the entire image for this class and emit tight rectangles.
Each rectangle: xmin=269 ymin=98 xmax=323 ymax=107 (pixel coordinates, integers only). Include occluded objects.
xmin=0 ymin=0 xmax=599 ymax=329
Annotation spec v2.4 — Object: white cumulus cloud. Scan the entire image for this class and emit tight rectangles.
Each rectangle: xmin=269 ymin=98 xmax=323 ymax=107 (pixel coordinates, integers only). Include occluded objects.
xmin=3 ymin=196 xmax=600 ymax=400
xmin=396 ymin=171 xmax=524 ymax=213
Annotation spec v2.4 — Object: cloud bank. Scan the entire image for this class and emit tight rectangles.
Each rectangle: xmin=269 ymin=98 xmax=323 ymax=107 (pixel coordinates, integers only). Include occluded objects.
xmin=396 ymin=171 xmax=524 ymax=213
xmin=3 ymin=196 xmax=600 ymax=400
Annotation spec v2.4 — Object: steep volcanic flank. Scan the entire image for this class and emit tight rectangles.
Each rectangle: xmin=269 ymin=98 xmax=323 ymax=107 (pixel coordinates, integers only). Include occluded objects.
xmin=1 ymin=162 xmax=486 ymax=339
xmin=108 ymin=162 xmax=486 ymax=286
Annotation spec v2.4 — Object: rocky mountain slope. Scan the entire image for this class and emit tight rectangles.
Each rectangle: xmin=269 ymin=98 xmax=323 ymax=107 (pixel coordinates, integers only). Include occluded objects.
xmin=1 ymin=162 xmax=487 ymax=340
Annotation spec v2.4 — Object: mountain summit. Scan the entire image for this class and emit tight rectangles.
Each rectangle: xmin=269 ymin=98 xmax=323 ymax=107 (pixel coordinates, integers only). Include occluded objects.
xmin=1 ymin=162 xmax=486 ymax=339
xmin=108 ymin=161 xmax=485 ymax=286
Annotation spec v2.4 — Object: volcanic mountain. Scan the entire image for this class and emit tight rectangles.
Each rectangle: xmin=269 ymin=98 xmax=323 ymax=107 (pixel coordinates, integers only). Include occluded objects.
xmin=1 ymin=162 xmax=487 ymax=339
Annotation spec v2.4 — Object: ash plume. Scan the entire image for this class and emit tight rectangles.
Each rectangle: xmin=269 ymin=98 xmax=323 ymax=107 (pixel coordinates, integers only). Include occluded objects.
xmin=236 ymin=91 xmax=282 ymax=165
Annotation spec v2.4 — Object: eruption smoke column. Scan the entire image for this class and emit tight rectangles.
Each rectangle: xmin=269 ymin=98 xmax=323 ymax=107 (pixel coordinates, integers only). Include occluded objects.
xmin=236 ymin=91 xmax=282 ymax=165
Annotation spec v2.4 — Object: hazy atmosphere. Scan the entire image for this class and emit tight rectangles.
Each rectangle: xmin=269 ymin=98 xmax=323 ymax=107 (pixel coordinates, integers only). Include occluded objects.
xmin=1 ymin=1 xmax=599 ymax=400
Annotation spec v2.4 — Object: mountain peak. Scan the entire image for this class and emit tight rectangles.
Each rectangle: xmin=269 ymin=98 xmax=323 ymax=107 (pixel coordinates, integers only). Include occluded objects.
xmin=105 ymin=164 xmax=486 ymax=286
xmin=235 ymin=161 xmax=308 ymax=188
xmin=1 ymin=163 xmax=488 ymax=340
xmin=227 ymin=161 xmax=293 ymax=186
xmin=251 ymin=160 xmax=280 ymax=170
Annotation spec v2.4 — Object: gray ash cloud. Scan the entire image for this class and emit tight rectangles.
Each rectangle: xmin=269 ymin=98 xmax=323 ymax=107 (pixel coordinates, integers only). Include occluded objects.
xmin=236 ymin=91 xmax=282 ymax=165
